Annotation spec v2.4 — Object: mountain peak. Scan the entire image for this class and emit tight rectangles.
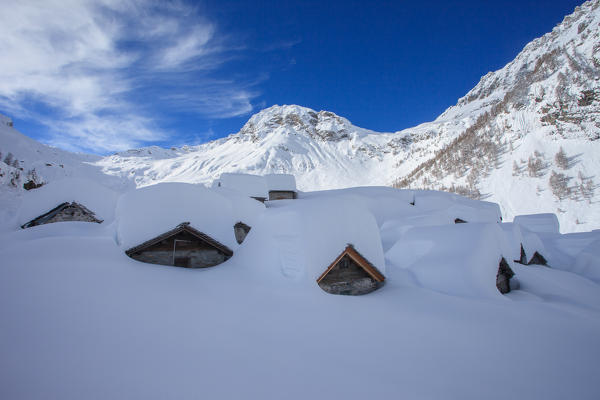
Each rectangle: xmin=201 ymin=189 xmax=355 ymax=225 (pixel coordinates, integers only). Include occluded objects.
xmin=238 ymin=104 xmax=359 ymax=142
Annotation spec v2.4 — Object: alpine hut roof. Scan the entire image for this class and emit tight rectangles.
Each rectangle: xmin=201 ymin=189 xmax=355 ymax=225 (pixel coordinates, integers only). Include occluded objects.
xmin=21 ymin=201 xmax=103 ymax=229
xmin=125 ymin=222 xmax=233 ymax=257
xmin=317 ymin=244 xmax=385 ymax=284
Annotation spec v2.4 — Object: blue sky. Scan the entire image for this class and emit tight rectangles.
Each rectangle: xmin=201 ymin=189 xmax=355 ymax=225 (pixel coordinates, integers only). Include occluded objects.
xmin=0 ymin=0 xmax=583 ymax=154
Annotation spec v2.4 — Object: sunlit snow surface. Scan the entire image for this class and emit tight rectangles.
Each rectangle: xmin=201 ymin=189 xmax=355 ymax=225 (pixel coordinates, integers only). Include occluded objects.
xmin=1 ymin=185 xmax=599 ymax=399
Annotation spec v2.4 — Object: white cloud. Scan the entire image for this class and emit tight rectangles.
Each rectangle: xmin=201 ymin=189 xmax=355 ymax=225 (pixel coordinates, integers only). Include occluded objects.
xmin=0 ymin=0 xmax=258 ymax=153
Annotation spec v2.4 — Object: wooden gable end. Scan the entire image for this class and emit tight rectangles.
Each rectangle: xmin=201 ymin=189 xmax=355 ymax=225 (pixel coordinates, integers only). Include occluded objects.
xmin=125 ymin=222 xmax=233 ymax=257
xmin=317 ymin=245 xmax=385 ymax=284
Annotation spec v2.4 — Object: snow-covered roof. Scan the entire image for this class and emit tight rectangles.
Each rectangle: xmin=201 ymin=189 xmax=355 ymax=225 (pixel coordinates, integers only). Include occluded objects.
xmin=499 ymin=223 xmax=547 ymax=264
xmin=573 ymin=237 xmax=600 ymax=283
xmin=385 ymin=223 xmax=514 ymax=299
xmin=210 ymin=186 xmax=266 ymax=227
xmin=116 ymin=183 xmax=241 ymax=250
xmin=265 ymin=174 xmax=297 ymax=192
xmin=299 ymin=198 xmax=385 ymax=283
xmin=17 ymin=178 xmax=118 ymax=227
xmin=513 ymin=213 xmax=560 ymax=234
xmin=214 ymin=173 xmax=268 ymax=199
xmin=233 ymin=194 xmax=384 ymax=285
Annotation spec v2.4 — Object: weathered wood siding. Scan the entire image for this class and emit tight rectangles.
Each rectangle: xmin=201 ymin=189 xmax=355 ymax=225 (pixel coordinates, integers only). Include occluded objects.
xmin=318 ymin=255 xmax=382 ymax=295
xmin=44 ymin=206 xmax=100 ymax=224
xmin=128 ymin=230 xmax=229 ymax=268
xmin=268 ymin=191 xmax=297 ymax=201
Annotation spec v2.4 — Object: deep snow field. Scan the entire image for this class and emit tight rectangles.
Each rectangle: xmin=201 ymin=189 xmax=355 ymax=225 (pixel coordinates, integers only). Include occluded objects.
xmin=1 ymin=182 xmax=600 ymax=399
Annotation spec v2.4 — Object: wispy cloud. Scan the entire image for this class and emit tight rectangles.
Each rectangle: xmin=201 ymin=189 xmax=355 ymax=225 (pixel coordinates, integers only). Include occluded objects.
xmin=0 ymin=0 xmax=259 ymax=153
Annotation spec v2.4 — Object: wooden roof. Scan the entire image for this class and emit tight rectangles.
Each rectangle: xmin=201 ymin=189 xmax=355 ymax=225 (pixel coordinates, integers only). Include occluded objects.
xmin=21 ymin=201 xmax=103 ymax=229
xmin=316 ymin=244 xmax=385 ymax=283
xmin=125 ymin=222 xmax=233 ymax=257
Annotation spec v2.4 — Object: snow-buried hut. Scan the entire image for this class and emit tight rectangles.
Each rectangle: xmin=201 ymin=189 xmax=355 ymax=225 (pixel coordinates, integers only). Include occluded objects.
xmin=500 ymin=223 xmax=549 ymax=266
xmin=317 ymin=244 xmax=385 ymax=295
xmin=385 ymin=223 xmax=517 ymax=298
xmin=118 ymin=183 xmax=250 ymax=269
xmin=265 ymin=174 xmax=297 ymax=200
xmin=243 ymin=196 xmax=386 ymax=294
xmin=304 ymin=199 xmax=385 ymax=295
xmin=125 ymin=222 xmax=233 ymax=268
xmin=18 ymin=178 xmax=117 ymax=229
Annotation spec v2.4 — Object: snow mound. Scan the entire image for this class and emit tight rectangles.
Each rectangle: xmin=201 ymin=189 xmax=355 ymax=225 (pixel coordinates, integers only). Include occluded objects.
xmin=299 ymin=197 xmax=385 ymax=282
xmin=265 ymin=174 xmax=297 ymax=191
xmin=499 ymin=223 xmax=547 ymax=264
xmin=213 ymin=173 xmax=268 ymax=200
xmin=210 ymin=187 xmax=266 ymax=228
xmin=513 ymin=213 xmax=560 ymax=234
xmin=116 ymin=183 xmax=244 ymax=251
xmin=17 ymin=178 xmax=118 ymax=228
xmin=385 ymin=223 xmax=515 ymax=299
xmin=302 ymin=187 xmax=416 ymax=226
xmin=238 ymin=194 xmax=384 ymax=286
xmin=573 ymin=238 xmax=600 ymax=283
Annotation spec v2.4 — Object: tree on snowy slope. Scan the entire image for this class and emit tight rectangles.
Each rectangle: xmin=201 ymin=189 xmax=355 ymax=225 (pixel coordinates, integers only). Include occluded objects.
xmin=549 ymin=171 xmax=572 ymax=200
xmin=555 ymin=147 xmax=570 ymax=170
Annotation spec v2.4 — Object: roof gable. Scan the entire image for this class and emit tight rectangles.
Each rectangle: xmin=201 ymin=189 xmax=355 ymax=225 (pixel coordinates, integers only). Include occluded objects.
xmin=21 ymin=202 xmax=103 ymax=229
xmin=317 ymin=244 xmax=385 ymax=283
xmin=125 ymin=222 xmax=233 ymax=257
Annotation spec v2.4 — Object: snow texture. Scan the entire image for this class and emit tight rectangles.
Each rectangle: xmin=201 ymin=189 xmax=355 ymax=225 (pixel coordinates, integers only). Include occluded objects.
xmin=514 ymin=213 xmax=560 ymax=234
xmin=213 ymin=173 xmax=268 ymax=199
xmin=265 ymin=173 xmax=297 ymax=191
xmin=386 ymin=222 xmax=515 ymax=299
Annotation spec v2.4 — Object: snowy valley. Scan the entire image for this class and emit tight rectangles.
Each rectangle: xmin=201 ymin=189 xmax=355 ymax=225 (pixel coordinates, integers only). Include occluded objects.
xmin=1 ymin=2 xmax=600 ymax=399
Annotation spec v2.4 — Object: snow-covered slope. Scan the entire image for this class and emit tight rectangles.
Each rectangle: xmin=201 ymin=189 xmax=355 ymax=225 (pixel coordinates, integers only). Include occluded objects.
xmin=0 ymin=117 xmax=131 ymax=229
xmin=1 ymin=1 xmax=599 ymax=232
xmin=394 ymin=0 xmax=600 ymax=233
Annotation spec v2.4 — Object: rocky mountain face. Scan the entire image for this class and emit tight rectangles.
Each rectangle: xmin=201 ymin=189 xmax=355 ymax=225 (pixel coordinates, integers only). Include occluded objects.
xmin=392 ymin=0 xmax=600 ymax=231
xmin=1 ymin=1 xmax=599 ymax=232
